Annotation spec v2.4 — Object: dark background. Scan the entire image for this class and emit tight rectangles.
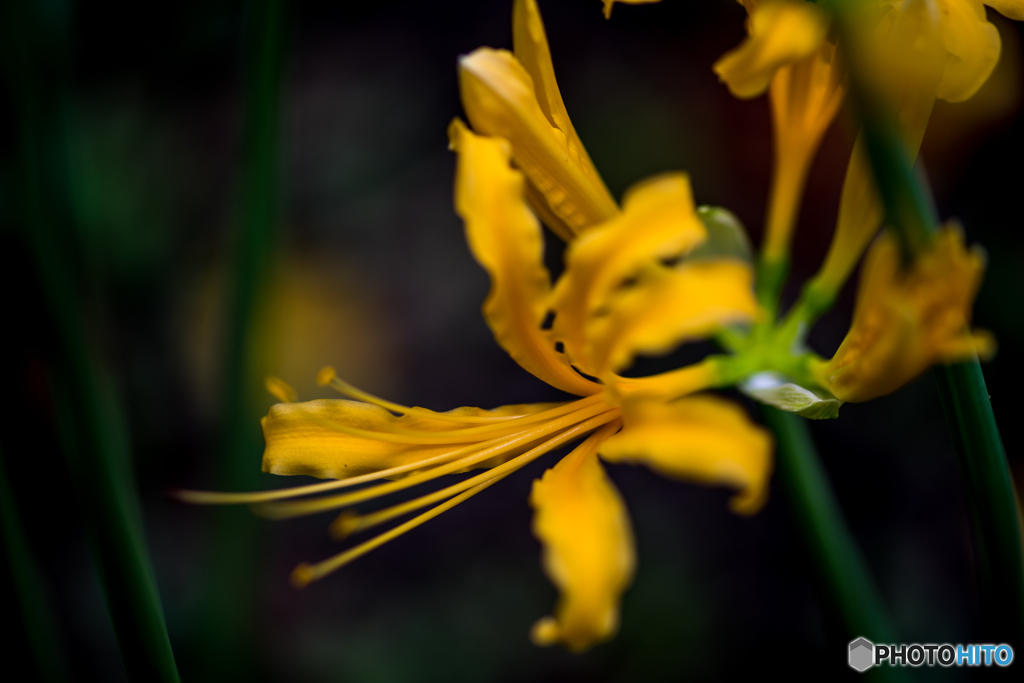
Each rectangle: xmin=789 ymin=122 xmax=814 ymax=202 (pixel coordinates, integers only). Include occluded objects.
xmin=2 ymin=0 xmax=1023 ymax=681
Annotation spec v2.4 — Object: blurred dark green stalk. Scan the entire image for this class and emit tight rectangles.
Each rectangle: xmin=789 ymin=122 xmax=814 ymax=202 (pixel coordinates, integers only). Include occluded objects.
xmin=1 ymin=1 xmax=181 ymax=680
xmin=0 ymin=443 xmax=70 ymax=683
xmin=763 ymin=408 xmax=907 ymax=682
xmin=197 ymin=0 xmax=286 ymax=678
xmin=826 ymin=0 xmax=1024 ymax=647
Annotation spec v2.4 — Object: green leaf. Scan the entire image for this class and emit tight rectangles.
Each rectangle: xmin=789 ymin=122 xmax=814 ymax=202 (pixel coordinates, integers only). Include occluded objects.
xmin=741 ymin=372 xmax=843 ymax=420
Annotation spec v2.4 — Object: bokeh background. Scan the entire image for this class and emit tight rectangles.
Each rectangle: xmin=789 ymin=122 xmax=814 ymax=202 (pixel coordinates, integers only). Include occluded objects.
xmin=2 ymin=0 xmax=1023 ymax=681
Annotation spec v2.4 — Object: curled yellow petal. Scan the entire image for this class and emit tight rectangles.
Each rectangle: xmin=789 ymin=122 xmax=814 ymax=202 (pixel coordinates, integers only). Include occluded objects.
xmin=458 ymin=46 xmax=617 ymax=237
xmin=262 ymin=399 xmax=559 ymax=480
xmin=586 ymin=260 xmax=758 ymax=377
xmin=713 ymin=0 xmax=830 ymax=99
xmin=600 ymin=395 xmax=773 ymax=515
xmin=450 ymin=119 xmax=598 ymax=396
xmin=763 ymin=40 xmax=844 ymax=261
xmin=602 ymin=0 xmax=662 ymax=20
xmin=530 ymin=425 xmax=635 ymax=651
xmin=817 ymin=225 xmax=995 ymax=403
xmin=512 ymin=0 xmax=608 ymax=234
xmin=935 ymin=0 xmax=1001 ymax=103
xmin=984 ymin=0 xmax=1024 ymax=20
xmin=550 ymin=173 xmax=707 ymax=375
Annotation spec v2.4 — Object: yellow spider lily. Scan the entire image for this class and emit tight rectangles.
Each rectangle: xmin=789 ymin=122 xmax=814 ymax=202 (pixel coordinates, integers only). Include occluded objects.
xmin=814 ymin=0 xmax=1024 ymax=297
xmin=813 ymin=226 xmax=995 ymax=402
xmin=180 ymin=0 xmax=770 ymax=652
xmin=713 ymin=0 xmax=843 ymax=273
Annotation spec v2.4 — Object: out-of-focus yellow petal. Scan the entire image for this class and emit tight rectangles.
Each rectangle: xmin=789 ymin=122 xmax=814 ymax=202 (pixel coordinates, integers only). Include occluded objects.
xmin=713 ymin=0 xmax=830 ymax=99
xmin=458 ymin=46 xmax=617 ymax=237
xmin=985 ymin=0 xmax=1024 ymax=19
xmin=529 ymin=427 xmax=635 ymax=651
xmin=602 ymin=0 xmax=662 ymax=20
xmin=586 ymin=260 xmax=758 ymax=376
xmin=450 ymin=120 xmax=599 ymax=396
xmin=262 ymin=399 xmax=557 ymax=479
xmin=600 ymin=395 xmax=773 ymax=514
xmin=817 ymin=225 xmax=995 ymax=403
xmin=763 ymin=40 xmax=844 ymax=261
xmin=936 ymin=0 xmax=1001 ymax=103
xmin=550 ymin=173 xmax=707 ymax=375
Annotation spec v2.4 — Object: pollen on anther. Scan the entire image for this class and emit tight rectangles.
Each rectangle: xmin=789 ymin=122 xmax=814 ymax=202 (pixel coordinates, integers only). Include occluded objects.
xmin=330 ymin=509 xmax=361 ymax=540
xmin=265 ymin=376 xmax=298 ymax=403
xmin=291 ymin=563 xmax=316 ymax=589
xmin=316 ymin=366 xmax=338 ymax=387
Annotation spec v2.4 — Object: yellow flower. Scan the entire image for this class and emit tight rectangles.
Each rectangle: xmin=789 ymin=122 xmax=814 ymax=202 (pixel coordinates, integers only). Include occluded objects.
xmin=814 ymin=0 xmax=1023 ymax=296
xmin=458 ymin=0 xmax=618 ymax=240
xmin=182 ymin=0 xmax=771 ymax=652
xmin=713 ymin=0 xmax=843 ymax=269
xmin=813 ymin=225 xmax=995 ymax=402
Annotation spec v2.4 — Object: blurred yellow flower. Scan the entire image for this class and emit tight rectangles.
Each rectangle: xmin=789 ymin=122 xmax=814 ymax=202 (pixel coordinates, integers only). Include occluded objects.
xmin=813 ymin=226 xmax=995 ymax=402
xmin=713 ymin=0 xmax=843 ymax=270
xmin=814 ymin=0 xmax=1023 ymax=296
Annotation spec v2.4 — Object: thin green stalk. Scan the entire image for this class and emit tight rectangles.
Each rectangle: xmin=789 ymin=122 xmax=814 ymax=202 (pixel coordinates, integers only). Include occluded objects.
xmin=763 ymin=407 xmax=907 ymax=682
xmin=0 ymin=443 xmax=70 ymax=683
xmin=3 ymin=2 xmax=182 ymax=678
xmin=825 ymin=0 xmax=1024 ymax=647
xmin=934 ymin=363 xmax=1024 ymax=645
xmin=196 ymin=0 xmax=285 ymax=677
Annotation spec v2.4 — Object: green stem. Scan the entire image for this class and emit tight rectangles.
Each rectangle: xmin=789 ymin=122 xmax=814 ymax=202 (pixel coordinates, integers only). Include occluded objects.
xmin=0 ymin=443 xmax=70 ymax=683
xmin=762 ymin=407 xmax=907 ymax=681
xmin=3 ymin=2 xmax=181 ymax=680
xmin=827 ymin=0 xmax=1024 ymax=647
xmin=196 ymin=0 xmax=285 ymax=676
xmin=934 ymin=363 xmax=1024 ymax=646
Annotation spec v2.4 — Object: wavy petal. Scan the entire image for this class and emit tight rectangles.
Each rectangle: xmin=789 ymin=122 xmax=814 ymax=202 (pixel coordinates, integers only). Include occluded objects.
xmin=713 ymin=0 xmax=830 ymax=99
xmin=450 ymin=120 xmax=599 ymax=396
xmin=818 ymin=225 xmax=994 ymax=402
xmin=513 ymin=0 xmax=608 ymax=227
xmin=936 ymin=0 xmax=1001 ymax=103
xmin=984 ymin=0 xmax=1024 ymax=19
xmin=458 ymin=48 xmax=618 ymax=236
xmin=600 ymin=395 xmax=773 ymax=514
xmin=262 ymin=399 xmax=559 ymax=479
xmin=550 ymin=173 xmax=707 ymax=375
xmin=530 ymin=426 xmax=635 ymax=651
xmin=586 ymin=260 xmax=758 ymax=376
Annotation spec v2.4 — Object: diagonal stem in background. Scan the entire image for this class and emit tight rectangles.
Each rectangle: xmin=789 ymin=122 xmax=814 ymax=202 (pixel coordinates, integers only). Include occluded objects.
xmin=823 ymin=0 xmax=1024 ymax=648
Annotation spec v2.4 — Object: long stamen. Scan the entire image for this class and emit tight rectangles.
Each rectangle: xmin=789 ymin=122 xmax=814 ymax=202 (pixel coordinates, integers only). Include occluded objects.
xmin=319 ymin=367 xmax=518 ymax=423
xmin=291 ymin=477 xmax=502 ymax=588
xmin=333 ymin=413 xmax=621 ymax=538
xmin=322 ymin=369 xmax=605 ymax=438
xmin=253 ymin=401 xmax=612 ymax=519
xmin=173 ymin=396 xmax=606 ymax=506
xmin=282 ymin=393 xmax=604 ymax=445
xmin=292 ymin=420 xmax=620 ymax=588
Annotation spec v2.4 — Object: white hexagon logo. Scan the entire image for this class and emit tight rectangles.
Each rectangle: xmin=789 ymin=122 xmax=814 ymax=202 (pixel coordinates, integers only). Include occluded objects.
xmin=849 ymin=637 xmax=875 ymax=672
